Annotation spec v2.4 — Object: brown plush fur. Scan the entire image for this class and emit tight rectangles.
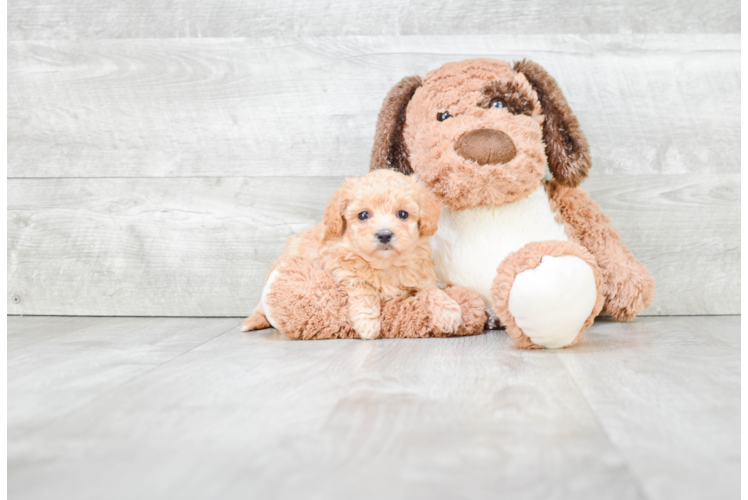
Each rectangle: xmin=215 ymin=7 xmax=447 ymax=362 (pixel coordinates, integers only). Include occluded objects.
xmin=545 ymin=181 xmax=656 ymax=321
xmin=263 ymin=256 xmax=353 ymax=340
xmin=513 ymin=60 xmax=591 ymax=188
xmin=369 ymin=58 xmax=594 ymax=209
xmin=370 ymin=75 xmax=423 ymax=175
xmin=243 ymin=169 xmax=484 ymax=340
xmin=240 ymin=222 xmax=326 ymax=333
xmin=399 ymin=59 xmax=547 ymax=211
xmin=477 ymin=80 xmax=535 ymax=116
xmin=260 ymin=256 xmax=486 ymax=340
xmin=491 ymin=240 xmax=605 ymax=349
xmin=381 ymin=285 xmax=486 ymax=338
xmin=369 ymin=57 xmax=655 ymax=348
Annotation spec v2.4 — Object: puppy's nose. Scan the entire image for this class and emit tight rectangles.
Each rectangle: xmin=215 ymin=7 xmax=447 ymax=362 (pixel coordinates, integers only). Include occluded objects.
xmin=376 ymin=230 xmax=393 ymax=244
xmin=454 ymin=129 xmax=517 ymax=165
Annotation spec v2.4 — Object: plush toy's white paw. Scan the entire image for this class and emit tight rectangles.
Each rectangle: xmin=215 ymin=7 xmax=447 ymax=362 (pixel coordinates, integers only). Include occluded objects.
xmin=353 ymin=317 xmax=381 ymax=340
xmin=260 ymin=269 xmax=281 ymax=331
xmin=508 ymin=255 xmax=597 ymax=348
xmin=429 ymin=298 xmax=463 ymax=334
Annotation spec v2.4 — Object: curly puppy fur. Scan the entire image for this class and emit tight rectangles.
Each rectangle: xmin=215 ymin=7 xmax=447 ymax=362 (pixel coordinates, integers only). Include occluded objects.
xmin=370 ymin=57 xmax=655 ymax=348
xmin=491 ymin=240 xmax=605 ymax=349
xmin=243 ymin=169 xmax=483 ymax=340
xmin=321 ymin=170 xmax=461 ymax=339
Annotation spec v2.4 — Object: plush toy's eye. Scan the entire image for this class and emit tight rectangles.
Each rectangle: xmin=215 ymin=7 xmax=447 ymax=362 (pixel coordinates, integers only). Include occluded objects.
xmin=437 ymin=111 xmax=451 ymax=122
xmin=397 ymin=210 xmax=409 ymax=220
xmin=490 ymin=99 xmax=505 ymax=109
xmin=358 ymin=211 xmax=370 ymax=221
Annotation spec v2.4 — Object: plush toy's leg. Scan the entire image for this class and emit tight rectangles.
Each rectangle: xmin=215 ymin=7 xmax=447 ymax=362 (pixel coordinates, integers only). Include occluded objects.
xmin=545 ymin=181 xmax=655 ymax=321
xmin=491 ymin=241 xmax=605 ymax=349
xmin=256 ymin=256 xmax=486 ymax=340
xmin=418 ymin=287 xmax=463 ymax=334
xmin=261 ymin=257 xmax=356 ymax=340
xmin=380 ymin=286 xmax=486 ymax=338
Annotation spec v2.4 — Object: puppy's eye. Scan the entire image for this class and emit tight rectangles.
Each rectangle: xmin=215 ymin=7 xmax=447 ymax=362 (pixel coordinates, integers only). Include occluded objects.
xmin=490 ymin=99 xmax=505 ymax=109
xmin=397 ymin=210 xmax=409 ymax=220
xmin=436 ymin=111 xmax=451 ymax=122
xmin=357 ymin=211 xmax=370 ymax=221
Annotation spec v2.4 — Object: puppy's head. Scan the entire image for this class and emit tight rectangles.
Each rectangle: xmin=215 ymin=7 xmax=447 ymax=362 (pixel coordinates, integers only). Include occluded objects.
xmin=370 ymin=58 xmax=591 ymax=211
xmin=323 ymin=170 xmax=440 ymax=263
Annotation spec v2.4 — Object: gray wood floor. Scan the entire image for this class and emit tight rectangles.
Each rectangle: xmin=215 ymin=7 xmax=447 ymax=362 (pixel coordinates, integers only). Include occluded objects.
xmin=8 ymin=315 xmax=739 ymax=500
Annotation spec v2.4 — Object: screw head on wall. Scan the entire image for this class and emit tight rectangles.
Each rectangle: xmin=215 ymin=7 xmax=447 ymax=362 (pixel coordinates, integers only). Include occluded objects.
xmin=12 ymin=296 xmax=20 ymax=304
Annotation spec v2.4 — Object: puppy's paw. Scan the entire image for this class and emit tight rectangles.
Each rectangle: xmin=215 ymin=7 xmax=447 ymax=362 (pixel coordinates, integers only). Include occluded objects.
xmin=429 ymin=298 xmax=463 ymax=334
xmin=240 ymin=312 xmax=271 ymax=332
xmin=353 ymin=318 xmax=381 ymax=340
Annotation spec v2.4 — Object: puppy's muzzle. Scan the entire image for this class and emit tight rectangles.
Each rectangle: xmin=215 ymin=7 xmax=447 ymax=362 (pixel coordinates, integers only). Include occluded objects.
xmin=376 ymin=230 xmax=393 ymax=244
xmin=454 ymin=129 xmax=517 ymax=165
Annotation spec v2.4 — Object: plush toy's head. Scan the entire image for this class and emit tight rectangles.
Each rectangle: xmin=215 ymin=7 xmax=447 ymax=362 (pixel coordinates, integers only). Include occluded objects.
xmin=323 ymin=169 xmax=441 ymax=262
xmin=371 ymin=58 xmax=591 ymax=211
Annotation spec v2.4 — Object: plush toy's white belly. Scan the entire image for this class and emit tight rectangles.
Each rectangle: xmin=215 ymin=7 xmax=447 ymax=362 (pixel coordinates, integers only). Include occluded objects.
xmin=431 ymin=185 xmax=569 ymax=318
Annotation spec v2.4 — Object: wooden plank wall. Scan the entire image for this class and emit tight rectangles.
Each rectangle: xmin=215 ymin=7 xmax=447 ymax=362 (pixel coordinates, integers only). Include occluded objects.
xmin=8 ymin=2 xmax=740 ymax=317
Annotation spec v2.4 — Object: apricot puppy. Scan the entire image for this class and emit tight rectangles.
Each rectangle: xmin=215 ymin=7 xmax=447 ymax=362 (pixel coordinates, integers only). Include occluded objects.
xmin=241 ymin=169 xmax=463 ymax=340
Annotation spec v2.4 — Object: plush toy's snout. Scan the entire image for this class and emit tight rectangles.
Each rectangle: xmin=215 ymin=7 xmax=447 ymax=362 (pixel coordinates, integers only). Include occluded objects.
xmin=455 ymin=129 xmax=517 ymax=166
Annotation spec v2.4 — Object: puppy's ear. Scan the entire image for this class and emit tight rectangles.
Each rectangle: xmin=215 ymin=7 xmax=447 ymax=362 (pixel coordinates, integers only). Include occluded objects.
xmin=370 ymin=75 xmax=422 ymax=175
xmin=323 ymin=188 xmax=347 ymax=238
xmin=417 ymin=182 xmax=441 ymax=237
xmin=513 ymin=59 xmax=591 ymax=188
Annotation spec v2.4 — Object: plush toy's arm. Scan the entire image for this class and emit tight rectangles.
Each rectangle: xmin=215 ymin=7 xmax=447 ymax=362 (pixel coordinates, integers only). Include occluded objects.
xmin=255 ymin=256 xmax=486 ymax=340
xmin=545 ymin=180 xmax=655 ymax=321
xmin=416 ymin=286 xmax=463 ymax=334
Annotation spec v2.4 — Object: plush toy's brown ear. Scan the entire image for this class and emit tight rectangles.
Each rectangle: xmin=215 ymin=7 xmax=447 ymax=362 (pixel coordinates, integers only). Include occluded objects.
xmin=323 ymin=188 xmax=347 ymax=238
xmin=417 ymin=181 xmax=441 ymax=237
xmin=513 ymin=60 xmax=591 ymax=187
xmin=370 ymin=76 xmax=422 ymax=175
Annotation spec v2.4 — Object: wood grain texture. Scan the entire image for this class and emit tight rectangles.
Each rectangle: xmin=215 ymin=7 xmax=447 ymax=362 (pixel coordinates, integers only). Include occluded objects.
xmin=7 ymin=174 xmax=739 ymax=316
xmin=8 ymin=316 xmax=240 ymax=434
xmin=8 ymin=316 xmax=739 ymax=500
xmin=8 ymin=35 xmax=739 ymax=179
xmin=8 ymin=176 xmax=336 ymax=317
xmin=7 ymin=0 xmax=740 ymax=40
xmin=559 ymin=316 xmax=740 ymax=500
xmin=738 ymin=196 xmax=748 ymax=314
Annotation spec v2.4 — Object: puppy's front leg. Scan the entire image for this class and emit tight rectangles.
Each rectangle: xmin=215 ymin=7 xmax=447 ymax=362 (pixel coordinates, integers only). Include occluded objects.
xmin=346 ymin=284 xmax=382 ymax=340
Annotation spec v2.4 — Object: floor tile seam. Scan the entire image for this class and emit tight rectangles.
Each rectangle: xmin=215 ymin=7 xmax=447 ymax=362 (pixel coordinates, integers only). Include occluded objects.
xmin=557 ymin=353 xmax=653 ymax=500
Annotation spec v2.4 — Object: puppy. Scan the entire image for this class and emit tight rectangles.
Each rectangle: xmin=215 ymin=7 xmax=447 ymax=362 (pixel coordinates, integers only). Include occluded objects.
xmin=241 ymin=169 xmax=463 ymax=339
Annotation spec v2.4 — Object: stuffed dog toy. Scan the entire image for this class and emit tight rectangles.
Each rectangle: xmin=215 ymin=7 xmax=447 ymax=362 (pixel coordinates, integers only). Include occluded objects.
xmin=242 ymin=169 xmax=487 ymax=340
xmin=369 ymin=58 xmax=655 ymax=348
